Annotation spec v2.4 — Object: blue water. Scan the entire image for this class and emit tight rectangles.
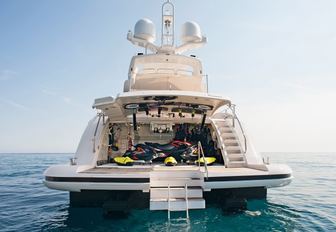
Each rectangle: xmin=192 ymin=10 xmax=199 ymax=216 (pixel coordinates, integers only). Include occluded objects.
xmin=0 ymin=153 xmax=335 ymax=231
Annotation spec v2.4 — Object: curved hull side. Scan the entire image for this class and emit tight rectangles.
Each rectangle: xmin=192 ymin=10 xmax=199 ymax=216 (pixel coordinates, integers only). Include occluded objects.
xmin=44 ymin=175 xmax=292 ymax=192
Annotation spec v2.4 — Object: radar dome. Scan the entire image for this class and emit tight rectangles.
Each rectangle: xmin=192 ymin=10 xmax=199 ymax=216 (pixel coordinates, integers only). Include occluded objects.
xmin=134 ymin=18 xmax=156 ymax=43
xmin=181 ymin=21 xmax=202 ymax=43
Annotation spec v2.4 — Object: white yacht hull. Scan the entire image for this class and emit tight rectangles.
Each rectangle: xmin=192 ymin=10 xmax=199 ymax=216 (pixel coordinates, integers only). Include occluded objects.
xmin=44 ymin=164 xmax=292 ymax=193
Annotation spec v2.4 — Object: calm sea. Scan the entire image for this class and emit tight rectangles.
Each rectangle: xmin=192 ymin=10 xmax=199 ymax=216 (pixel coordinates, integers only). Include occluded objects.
xmin=0 ymin=153 xmax=335 ymax=232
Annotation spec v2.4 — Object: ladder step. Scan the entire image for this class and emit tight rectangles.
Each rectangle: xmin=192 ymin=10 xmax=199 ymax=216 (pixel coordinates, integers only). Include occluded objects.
xmin=219 ymin=128 xmax=233 ymax=133
xmin=150 ymin=198 xmax=205 ymax=211
xmin=213 ymin=121 xmax=230 ymax=127
xmin=214 ymin=120 xmax=229 ymax=123
xmin=224 ymin=140 xmax=239 ymax=146
xmin=150 ymin=178 xmax=203 ymax=187
xmin=227 ymin=161 xmax=246 ymax=168
xmin=229 ymin=160 xmax=246 ymax=164
xmin=220 ymin=132 xmax=234 ymax=135
xmin=211 ymin=113 xmax=227 ymax=120
xmin=151 ymin=187 xmax=203 ymax=199
xmin=225 ymin=146 xmax=241 ymax=151
xmin=149 ymin=170 xmax=205 ymax=213
xmin=226 ymin=150 xmax=242 ymax=155
xmin=221 ymin=132 xmax=234 ymax=137
xmin=228 ymin=154 xmax=244 ymax=161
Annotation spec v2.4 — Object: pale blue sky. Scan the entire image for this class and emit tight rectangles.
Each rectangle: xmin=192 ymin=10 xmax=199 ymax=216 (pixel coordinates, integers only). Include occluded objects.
xmin=0 ymin=0 xmax=335 ymax=153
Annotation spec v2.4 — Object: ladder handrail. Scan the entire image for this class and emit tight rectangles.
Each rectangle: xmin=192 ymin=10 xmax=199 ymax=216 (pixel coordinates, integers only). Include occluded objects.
xmin=227 ymin=104 xmax=247 ymax=154
xmin=198 ymin=141 xmax=209 ymax=179
xmin=167 ymin=184 xmax=171 ymax=220
xmin=233 ymin=114 xmax=247 ymax=154
xmin=185 ymin=183 xmax=189 ymax=219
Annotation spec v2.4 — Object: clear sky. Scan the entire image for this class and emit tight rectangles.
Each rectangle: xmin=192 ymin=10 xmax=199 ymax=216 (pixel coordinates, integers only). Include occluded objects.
xmin=0 ymin=0 xmax=335 ymax=153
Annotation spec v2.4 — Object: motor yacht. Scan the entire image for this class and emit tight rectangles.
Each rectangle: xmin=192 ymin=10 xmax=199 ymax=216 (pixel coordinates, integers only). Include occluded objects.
xmin=44 ymin=0 xmax=292 ymax=215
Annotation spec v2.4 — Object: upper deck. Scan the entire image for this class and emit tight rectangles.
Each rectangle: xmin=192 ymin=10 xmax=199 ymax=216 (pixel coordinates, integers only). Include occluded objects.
xmin=123 ymin=53 xmax=208 ymax=93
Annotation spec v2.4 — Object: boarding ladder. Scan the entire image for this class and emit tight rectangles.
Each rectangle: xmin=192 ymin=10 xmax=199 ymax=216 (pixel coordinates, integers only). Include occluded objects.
xmin=149 ymin=142 xmax=209 ymax=219
xmin=149 ymin=170 xmax=206 ymax=219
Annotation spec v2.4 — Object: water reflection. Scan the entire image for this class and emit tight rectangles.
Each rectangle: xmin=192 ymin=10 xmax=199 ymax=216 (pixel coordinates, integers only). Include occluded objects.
xmin=43 ymin=199 xmax=314 ymax=232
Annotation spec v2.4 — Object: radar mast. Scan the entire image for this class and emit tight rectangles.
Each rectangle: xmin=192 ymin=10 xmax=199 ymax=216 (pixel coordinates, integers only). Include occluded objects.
xmin=127 ymin=0 xmax=207 ymax=54
xmin=161 ymin=0 xmax=174 ymax=47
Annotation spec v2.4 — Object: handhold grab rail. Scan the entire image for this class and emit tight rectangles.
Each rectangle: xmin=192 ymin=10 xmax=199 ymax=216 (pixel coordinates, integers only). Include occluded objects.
xmin=230 ymin=104 xmax=247 ymax=154
xmin=167 ymin=184 xmax=171 ymax=220
xmin=185 ymin=183 xmax=189 ymax=219
xmin=197 ymin=141 xmax=209 ymax=179
xmin=92 ymin=113 xmax=102 ymax=153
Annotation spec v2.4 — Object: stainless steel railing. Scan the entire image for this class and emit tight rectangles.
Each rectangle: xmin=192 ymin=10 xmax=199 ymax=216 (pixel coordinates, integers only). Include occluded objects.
xmin=92 ymin=113 xmax=102 ymax=153
xmin=197 ymin=141 xmax=209 ymax=179
xmin=229 ymin=104 xmax=247 ymax=154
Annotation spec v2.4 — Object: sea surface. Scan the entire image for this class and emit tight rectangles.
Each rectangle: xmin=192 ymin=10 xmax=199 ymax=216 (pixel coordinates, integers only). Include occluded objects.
xmin=0 ymin=153 xmax=335 ymax=232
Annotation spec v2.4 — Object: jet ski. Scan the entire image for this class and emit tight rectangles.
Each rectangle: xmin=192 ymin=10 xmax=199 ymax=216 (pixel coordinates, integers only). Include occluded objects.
xmin=164 ymin=156 xmax=177 ymax=166
xmin=113 ymin=156 xmax=134 ymax=166
xmin=145 ymin=140 xmax=191 ymax=150
xmin=123 ymin=144 xmax=157 ymax=161
xmin=122 ymin=141 xmax=193 ymax=163
xmin=147 ymin=142 xmax=192 ymax=162
xmin=145 ymin=142 xmax=176 ymax=151
xmin=180 ymin=145 xmax=199 ymax=161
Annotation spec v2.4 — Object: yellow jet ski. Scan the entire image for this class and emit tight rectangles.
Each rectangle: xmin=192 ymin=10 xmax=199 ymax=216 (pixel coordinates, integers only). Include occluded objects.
xmin=164 ymin=156 xmax=177 ymax=166
xmin=195 ymin=157 xmax=216 ymax=166
xmin=113 ymin=156 xmax=134 ymax=166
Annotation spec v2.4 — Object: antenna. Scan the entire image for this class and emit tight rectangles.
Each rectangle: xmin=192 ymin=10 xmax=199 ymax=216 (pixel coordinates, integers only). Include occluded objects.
xmin=127 ymin=0 xmax=206 ymax=54
xmin=161 ymin=0 xmax=174 ymax=46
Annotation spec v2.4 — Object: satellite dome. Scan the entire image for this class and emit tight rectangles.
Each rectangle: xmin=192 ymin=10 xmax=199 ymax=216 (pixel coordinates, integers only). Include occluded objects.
xmin=181 ymin=21 xmax=202 ymax=43
xmin=134 ymin=18 xmax=156 ymax=43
